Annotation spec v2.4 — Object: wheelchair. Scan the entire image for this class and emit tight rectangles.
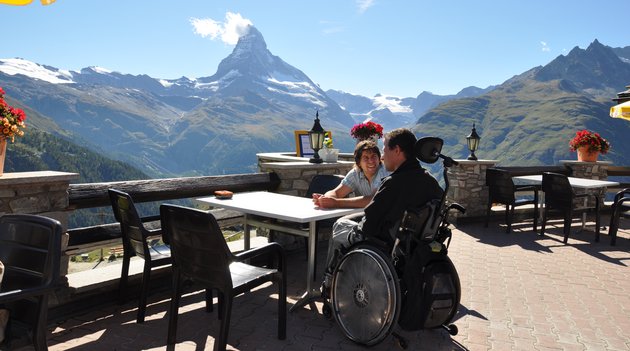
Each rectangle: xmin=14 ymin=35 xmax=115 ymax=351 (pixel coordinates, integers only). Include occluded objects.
xmin=322 ymin=137 xmax=464 ymax=348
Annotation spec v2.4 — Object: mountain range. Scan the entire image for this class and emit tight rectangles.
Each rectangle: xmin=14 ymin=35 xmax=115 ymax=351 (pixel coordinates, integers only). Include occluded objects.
xmin=412 ymin=39 xmax=630 ymax=168
xmin=0 ymin=27 xmax=629 ymax=179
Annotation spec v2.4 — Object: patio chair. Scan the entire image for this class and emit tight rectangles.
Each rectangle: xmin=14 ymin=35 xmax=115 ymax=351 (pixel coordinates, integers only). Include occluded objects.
xmin=108 ymin=189 xmax=171 ymax=324
xmin=0 ymin=214 xmax=62 ymax=351
xmin=160 ymin=204 xmax=286 ymax=350
xmin=608 ymin=188 xmax=630 ymax=246
xmin=540 ymin=172 xmax=600 ymax=243
xmin=485 ymin=168 xmax=539 ymax=233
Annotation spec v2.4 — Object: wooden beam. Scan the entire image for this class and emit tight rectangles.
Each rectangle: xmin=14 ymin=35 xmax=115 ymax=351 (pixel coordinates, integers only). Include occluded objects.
xmin=68 ymin=172 xmax=280 ymax=209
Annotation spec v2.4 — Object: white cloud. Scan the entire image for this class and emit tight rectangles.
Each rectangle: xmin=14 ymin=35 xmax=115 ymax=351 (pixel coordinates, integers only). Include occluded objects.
xmin=190 ymin=12 xmax=253 ymax=45
xmin=356 ymin=0 xmax=375 ymax=13
xmin=540 ymin=41 xmax=551 ymax=52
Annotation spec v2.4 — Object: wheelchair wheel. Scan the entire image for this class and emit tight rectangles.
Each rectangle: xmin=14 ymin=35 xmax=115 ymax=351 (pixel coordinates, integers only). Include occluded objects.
xmin=330 ymin=244 xmax=400 ymax=346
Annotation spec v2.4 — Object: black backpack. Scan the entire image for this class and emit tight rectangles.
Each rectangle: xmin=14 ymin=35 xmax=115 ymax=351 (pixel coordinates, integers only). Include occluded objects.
xmin=398 ymin=242 xmax=461 ymax=331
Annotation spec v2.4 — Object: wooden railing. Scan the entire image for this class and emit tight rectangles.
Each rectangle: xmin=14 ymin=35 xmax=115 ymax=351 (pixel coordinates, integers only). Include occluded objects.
xmin=66 ymin=172 xmax=280 ymax=255
xmin=606 ymin=166 xmax=630 ymax=193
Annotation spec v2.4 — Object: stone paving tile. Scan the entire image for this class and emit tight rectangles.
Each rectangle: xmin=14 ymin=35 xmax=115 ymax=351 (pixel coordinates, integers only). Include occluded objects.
xmin=19 ymin=218 xmax=628 ymax=351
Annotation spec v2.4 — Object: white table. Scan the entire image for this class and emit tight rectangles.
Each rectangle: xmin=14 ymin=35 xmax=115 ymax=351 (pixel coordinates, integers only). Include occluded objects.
xmin=196 ymin=191 xmax=363 ymax=312
xmin=514 ymin=175 xmax=619 ymax=229
xmin=513 ymin=175 xmax=619 ymax=189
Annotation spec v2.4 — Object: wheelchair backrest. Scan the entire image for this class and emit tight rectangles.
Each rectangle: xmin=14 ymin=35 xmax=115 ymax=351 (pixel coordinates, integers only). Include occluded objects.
xmin=398 ymin=198 xmax=442 ymax=242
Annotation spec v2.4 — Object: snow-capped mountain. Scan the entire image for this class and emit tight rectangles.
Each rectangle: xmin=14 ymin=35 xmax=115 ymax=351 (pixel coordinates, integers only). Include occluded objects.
xmin=0 ymin=26 xmax=358 ymax=176
xmin=325 ymin=86 xmax=496 ymax=132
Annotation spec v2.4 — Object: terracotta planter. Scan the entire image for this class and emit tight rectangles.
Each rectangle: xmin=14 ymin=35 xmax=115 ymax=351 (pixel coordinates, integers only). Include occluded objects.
xmin=0 ymin=138 xmax=6 ymax=176
xmin=577 ymin=146 xmax=599 ymax=162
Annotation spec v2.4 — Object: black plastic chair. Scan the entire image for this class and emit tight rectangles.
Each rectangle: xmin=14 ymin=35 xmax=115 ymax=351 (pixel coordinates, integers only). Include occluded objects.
xmin=160 ymin=204 xmax=286 ymax=351
xmin=108 ymin=189 xmax=171 ymax=324
xmin=485 ymin=168 xmax=539 ymax=233
xmin=0 ymin=214 xmax=62 ymax=351
xmin=540 ymin=172 xmax=600 ymax=243
xmin=608 ymin=188 xmax=630 ymax=246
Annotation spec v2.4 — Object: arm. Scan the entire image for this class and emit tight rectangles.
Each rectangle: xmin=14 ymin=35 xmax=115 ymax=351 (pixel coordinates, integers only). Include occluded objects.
xmin=315 ymin=183 xmax=374 ymax=208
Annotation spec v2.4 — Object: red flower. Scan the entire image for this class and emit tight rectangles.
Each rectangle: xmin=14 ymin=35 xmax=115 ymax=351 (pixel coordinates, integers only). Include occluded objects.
xmin=569 ymin=129 xmax=610 ymax=154
xmin=0 ymin=87 xmax=27 ymax=142
xmin=350 ymin=121 xmax=384 ymax=140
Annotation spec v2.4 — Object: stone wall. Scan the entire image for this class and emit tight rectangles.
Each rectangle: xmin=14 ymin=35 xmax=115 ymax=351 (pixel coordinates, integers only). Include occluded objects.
xmin=257 ymin=153 xmax=354 ymax=197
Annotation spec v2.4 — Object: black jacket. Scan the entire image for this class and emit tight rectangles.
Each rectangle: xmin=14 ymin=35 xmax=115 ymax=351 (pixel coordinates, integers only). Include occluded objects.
xmin=358 ymin=159 xmax=443 ymax=245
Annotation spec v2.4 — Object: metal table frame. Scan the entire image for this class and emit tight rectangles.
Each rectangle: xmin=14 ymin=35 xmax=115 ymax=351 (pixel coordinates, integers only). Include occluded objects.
xmin=196 ymin=191 xmax=363 ymax=312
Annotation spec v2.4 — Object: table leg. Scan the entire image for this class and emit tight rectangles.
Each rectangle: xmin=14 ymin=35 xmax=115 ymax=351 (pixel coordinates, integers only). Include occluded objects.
xmin=290 ymin=221 xmax=319 ymax=312
xmin=243 ymin=214 xmax=251 ymax=251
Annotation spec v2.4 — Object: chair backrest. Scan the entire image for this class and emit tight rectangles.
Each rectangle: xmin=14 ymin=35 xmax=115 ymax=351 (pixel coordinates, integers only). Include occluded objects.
xmin=542 ymin=172 xmax=574 ymax=209
xmin=108 ymin=189 xmax=150 ymax=259
xmin=160 ymin=204 xmax=233 ymax=289
xmin=305 ymin=174 xmax=345 ymax=198
xmin=485 ymin=168 xmax=516 ymax=203
xmin=0 ymin=214 xmax=62 ymax=291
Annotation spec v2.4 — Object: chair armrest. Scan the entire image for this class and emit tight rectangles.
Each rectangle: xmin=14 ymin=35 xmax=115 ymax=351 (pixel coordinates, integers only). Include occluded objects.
xmin=141 ymin=214 xmax=161 ymax=223
xmin=514 ymin=184 xmax=539 ymax=192
xmin=234 ymin=242 xmax=286 ymax=271
xmin=614 ymin=188 xmax=630 ymax=203
xmin=0 ymin=285 xmax=56 ymax=304
xmin=616 ymin=196 xmax=630 ymax=210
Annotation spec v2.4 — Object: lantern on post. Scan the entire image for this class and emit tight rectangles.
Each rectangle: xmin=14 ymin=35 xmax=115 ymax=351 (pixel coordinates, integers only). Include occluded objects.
xmin=466 ymin=123 xmax=480 ymax=161
xmin=308 ymin=111 xmax=326 ymax=164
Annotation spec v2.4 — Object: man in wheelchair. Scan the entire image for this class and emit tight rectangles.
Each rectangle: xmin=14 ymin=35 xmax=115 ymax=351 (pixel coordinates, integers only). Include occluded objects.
xmin=321 ymin=128 xmax=443 ymax=298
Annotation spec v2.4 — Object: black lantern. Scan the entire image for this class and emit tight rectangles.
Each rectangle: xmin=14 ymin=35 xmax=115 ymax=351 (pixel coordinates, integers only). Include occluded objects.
xmin=308 ymin=110 xmax=326 ymax=164
xmin=466 ymin=123 xmax=480 ymax=161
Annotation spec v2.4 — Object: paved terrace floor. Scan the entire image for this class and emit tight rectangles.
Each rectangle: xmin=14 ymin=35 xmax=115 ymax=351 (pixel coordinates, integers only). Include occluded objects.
xmin=17 ymin=217 xmax=630 ymax=350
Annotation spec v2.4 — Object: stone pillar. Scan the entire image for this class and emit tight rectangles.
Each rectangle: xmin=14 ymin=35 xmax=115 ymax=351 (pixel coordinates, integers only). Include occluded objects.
xmin=446 ymin=159 xmax=498 ymax=221
xmin=0 ymin=171 xmax=80 ymax=283
xmin=560 ymin=160 xmax=611 ymax=180
xmin=561 ymin=160 xmax=612 ymax=206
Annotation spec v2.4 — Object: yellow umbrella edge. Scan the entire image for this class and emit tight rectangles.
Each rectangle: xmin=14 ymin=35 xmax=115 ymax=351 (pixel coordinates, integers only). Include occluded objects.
xmin=0 ymin=0 xmax=55 ymax=5
xmin=610 ymin=101 xmax=630 ymax=120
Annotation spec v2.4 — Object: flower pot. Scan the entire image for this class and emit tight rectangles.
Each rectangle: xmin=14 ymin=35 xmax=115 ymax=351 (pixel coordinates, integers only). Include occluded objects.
xmin=355 ymin=135 xmax=379 ymax=144
xmin=577 ymin=146 xmax=599 ymax=162
xmin=320 ymin=148 xmax=339 ymax=163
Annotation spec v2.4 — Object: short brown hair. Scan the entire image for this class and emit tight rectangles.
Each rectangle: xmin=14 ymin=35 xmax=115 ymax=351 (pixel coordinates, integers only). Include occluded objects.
xmin=353 ymin=140 xmax=381 ymax=171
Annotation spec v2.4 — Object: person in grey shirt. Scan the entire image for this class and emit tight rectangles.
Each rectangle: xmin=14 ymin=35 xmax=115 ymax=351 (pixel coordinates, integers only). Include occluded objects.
xmin=313 ymin=140 xmax=389 ymax=209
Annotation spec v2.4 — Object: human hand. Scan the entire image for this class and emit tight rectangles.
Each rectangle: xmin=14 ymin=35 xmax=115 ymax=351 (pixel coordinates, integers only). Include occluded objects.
xmin=316 ymin=196 xmax=337 ymax=209
xmin=312 ymin=193 xmax=323 ymax=206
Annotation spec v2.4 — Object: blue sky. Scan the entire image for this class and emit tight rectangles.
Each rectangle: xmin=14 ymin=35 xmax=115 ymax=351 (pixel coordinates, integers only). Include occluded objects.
xmin=1 ymin=0 xmax=628 ymax=97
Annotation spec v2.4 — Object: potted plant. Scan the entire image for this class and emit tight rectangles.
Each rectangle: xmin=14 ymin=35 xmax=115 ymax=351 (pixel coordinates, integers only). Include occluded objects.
xmin=569 ymin=129 xmax=610 ymax=162
xmin=350 ymin=121 xmax=383 ymax=141
xmin=320 ymin=134 xmax=339 ymax=162
xmin=0 ymin=87 xmax=27 ymax=175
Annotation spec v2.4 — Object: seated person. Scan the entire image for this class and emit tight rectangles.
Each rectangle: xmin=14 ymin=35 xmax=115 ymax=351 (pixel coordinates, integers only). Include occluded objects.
xmin=321 ymin=128 xmax=443 ymax=296
xmin=313 ymin=140 xmax=389 ymax=209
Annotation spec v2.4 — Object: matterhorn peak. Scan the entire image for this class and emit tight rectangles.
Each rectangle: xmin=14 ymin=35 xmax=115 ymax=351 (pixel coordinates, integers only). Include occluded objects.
xmin=233 ymin=26 xmax=267 ymax=54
